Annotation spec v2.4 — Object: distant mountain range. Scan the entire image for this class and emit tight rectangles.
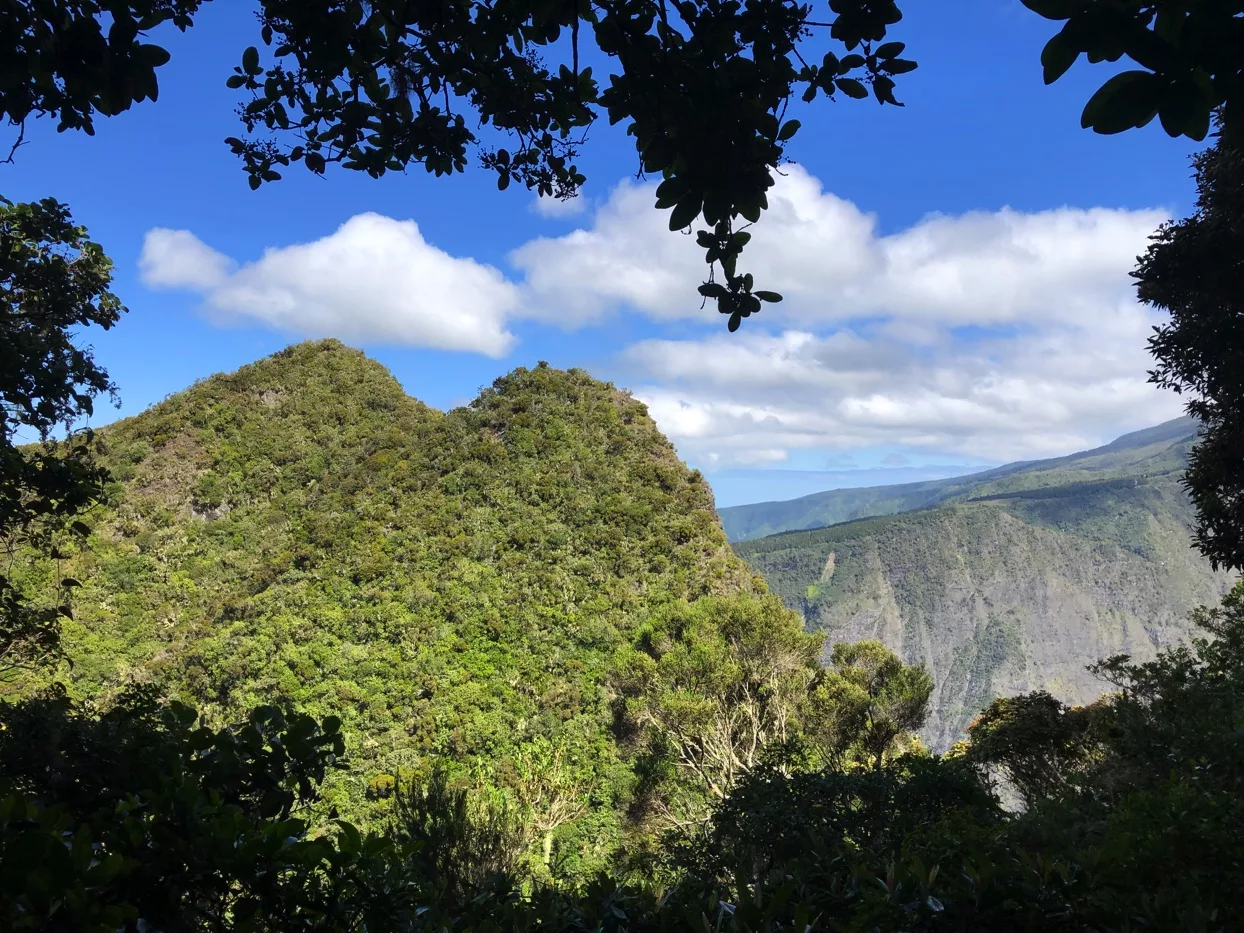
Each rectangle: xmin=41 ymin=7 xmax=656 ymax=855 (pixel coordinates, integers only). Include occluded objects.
xmin=731 ymin=417 xmax=1235 ymax=751
xmin=720 ymin=418 xmax=1202 ymax=542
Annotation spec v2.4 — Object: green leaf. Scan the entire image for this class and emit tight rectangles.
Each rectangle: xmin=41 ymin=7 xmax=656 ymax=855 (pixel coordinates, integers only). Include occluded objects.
xmin=883 ymin=59 xmax=918 ymax=75
xmin=1040 ymin=34 xmax=1079 ymax=84
xmin=243 ymin=46 xmax=261 ymax=76
xmin=668 ymin=196 xmax=702 ymax=231
xmin=876 ymin=42 xmax=905 ymax=59
xmin=754 ymin=291 xmax=782 ymax=303
xmin=835 ymin=78 xmax=869 ymax=100
xmin=226 ymin=74 xmax=247 ymax=89
xmin=1081 ymin=70 xmax=1162 ymax=134
xmin=139 ymin=44 xmax=172 ymax=68
xmin=1020 ymin=0 xmax=1078 ymax=19
xmin=1158 ymin=79 xmax=1212 ymax=141
xmin=778 ymin=120 xmax=801 ymax=142
xmin=655 ymin=176 xmax=687 ymax=209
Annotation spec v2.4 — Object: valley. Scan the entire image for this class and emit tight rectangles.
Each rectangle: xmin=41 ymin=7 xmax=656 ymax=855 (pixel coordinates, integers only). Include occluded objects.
xmin=733 ymin=420 xmax=1234 ymax=748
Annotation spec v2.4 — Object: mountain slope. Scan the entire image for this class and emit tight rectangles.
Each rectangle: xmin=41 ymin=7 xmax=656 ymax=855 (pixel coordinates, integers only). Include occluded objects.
xmin=12 ymin=340 xmax=767 ymax=869
xmin=720 ymin=417 xmax=1200 ymax=542
xmin=735 ymin=429 xmax=1233 ymax=750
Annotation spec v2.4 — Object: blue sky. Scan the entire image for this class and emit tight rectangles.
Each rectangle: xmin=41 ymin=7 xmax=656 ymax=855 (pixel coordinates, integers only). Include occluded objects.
xmin=4 ymin=1 xmax=1200 ymax=506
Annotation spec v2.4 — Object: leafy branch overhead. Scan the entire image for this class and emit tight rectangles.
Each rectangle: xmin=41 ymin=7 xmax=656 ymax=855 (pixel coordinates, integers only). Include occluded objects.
xmin=0 ymin=1 xmax=203 ymax=158
xmin=1023 ymin=0 xmax=1244 ymax=141
xmin=1 ymin=1 xmax=912 ymax=330
xmin=224 ymin=0 xmax=916 ymax=331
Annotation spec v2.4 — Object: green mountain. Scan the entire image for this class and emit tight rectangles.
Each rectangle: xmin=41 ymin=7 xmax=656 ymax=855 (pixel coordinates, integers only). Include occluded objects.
xmin=11 ymin=340 xmax=769 ymax=870
xmin=734 ymin=422 xmax=1235 ymax=751
xmin=720 ymin=417 xmax=1201 ymax=542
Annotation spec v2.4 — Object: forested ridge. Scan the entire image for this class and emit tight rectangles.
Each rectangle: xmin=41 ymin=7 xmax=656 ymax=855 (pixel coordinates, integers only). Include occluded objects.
xmin=9 ymin=339 xmax=773 ymax=863
xmin=720 ymin=416 xmax=1201 ymax=542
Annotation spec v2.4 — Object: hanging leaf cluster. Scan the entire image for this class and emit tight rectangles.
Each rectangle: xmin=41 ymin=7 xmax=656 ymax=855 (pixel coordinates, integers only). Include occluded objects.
xmin=225 ymin=0 xmax=915 ymax=328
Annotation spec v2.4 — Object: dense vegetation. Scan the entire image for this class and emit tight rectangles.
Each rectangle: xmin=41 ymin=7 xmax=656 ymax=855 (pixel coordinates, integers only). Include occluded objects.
xmin=7 ymin=340 xmax=780 ymax=865
xmin=5 ymin=339 xmax=1242 ymax=931
xmin=8 ymin=341 xmax=949 ymax=892
xmin=736 ymin=424 xmax=1233 ymax=748
xmin=4 ymin=2 xmax=1244 ymax=930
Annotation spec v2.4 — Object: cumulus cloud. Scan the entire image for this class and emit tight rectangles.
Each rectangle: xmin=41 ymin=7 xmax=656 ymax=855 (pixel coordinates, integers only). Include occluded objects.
xmin=140 ymin=229 xmax=236 ymax=290
xmin=623 ymin=313 xmax=1183 ymax=466
xmin=510 ymin=164 xmax=1167 ymax=329
xmin=507 ymin=165 xmax=1179 ymax=466
xmin=140 ymin=214 xmax=518 ymax=357
xmin=530 ymin=192 xmax=589 ymax=218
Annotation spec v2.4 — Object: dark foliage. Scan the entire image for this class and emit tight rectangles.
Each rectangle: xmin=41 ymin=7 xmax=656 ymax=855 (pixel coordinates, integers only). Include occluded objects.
xmin=1023 ymin=0 xmax=1244 ymax=141
xmin=226 ymin=0 xmax=915 ymax=326
xmin=1 ymin=0 xmax=916 ymax=327
xmin=0 ymin=0 xmax=202 ymax=158
xmin=964 ymin=691 xmax=1102 ymax=807
xmin=0 ymin=689 xmax=417 ymax=932
xmin=1140 ymin=122 xmax=1244 ymax=570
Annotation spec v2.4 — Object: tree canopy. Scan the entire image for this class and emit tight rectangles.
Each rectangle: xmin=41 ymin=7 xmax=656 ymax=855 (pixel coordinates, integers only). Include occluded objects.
xmin=3 ymin=0 xmax=915 ymax=331
xmin=1023 ymin=0 xmax=1244 ymax=141
xmin=1138 ymin=120 xmax=1244 ymax=570
xmin=0 ymin=197 xmax=123 ymax=673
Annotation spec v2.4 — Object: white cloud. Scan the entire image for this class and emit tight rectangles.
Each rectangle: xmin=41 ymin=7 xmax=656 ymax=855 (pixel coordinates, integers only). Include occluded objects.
xmin=510 ymin=164 xmax=1167 ymax=330
xmin=507 ymin=166 xmax=1179 ymax=466
xmin=624 ymin=311 xmax=1183 ymax=467
xmin=530 ymin=192 xmax=589 ymax=218
xmin=140 ymin=214 xmax=518 ymax=357
xmin=140 ymin=229 xmax=236 ymax=290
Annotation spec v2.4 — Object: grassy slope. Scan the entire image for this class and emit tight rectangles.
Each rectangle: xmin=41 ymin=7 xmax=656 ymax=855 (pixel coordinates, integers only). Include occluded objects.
xmin=720 ymin=417 xmax=1201 ymax=542
xmin=736 ymin=435 xmax=1233 ymax=750
xmin=11 ymin=340 xmax=765 ymax=867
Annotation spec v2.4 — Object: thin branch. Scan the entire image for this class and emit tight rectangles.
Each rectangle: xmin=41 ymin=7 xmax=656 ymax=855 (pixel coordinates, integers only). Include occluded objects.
xmin=3 ymin=121 xmax=27 ymax=164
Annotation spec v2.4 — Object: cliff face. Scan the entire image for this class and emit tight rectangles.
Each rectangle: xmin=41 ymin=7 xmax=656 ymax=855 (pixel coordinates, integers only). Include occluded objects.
xmin=737 ymin=438 xmax=1234 ymax=750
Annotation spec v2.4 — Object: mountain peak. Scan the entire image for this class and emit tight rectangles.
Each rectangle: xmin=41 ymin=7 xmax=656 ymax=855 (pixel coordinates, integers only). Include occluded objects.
xmin=36 ymin=342 xmax=762 ymax=842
